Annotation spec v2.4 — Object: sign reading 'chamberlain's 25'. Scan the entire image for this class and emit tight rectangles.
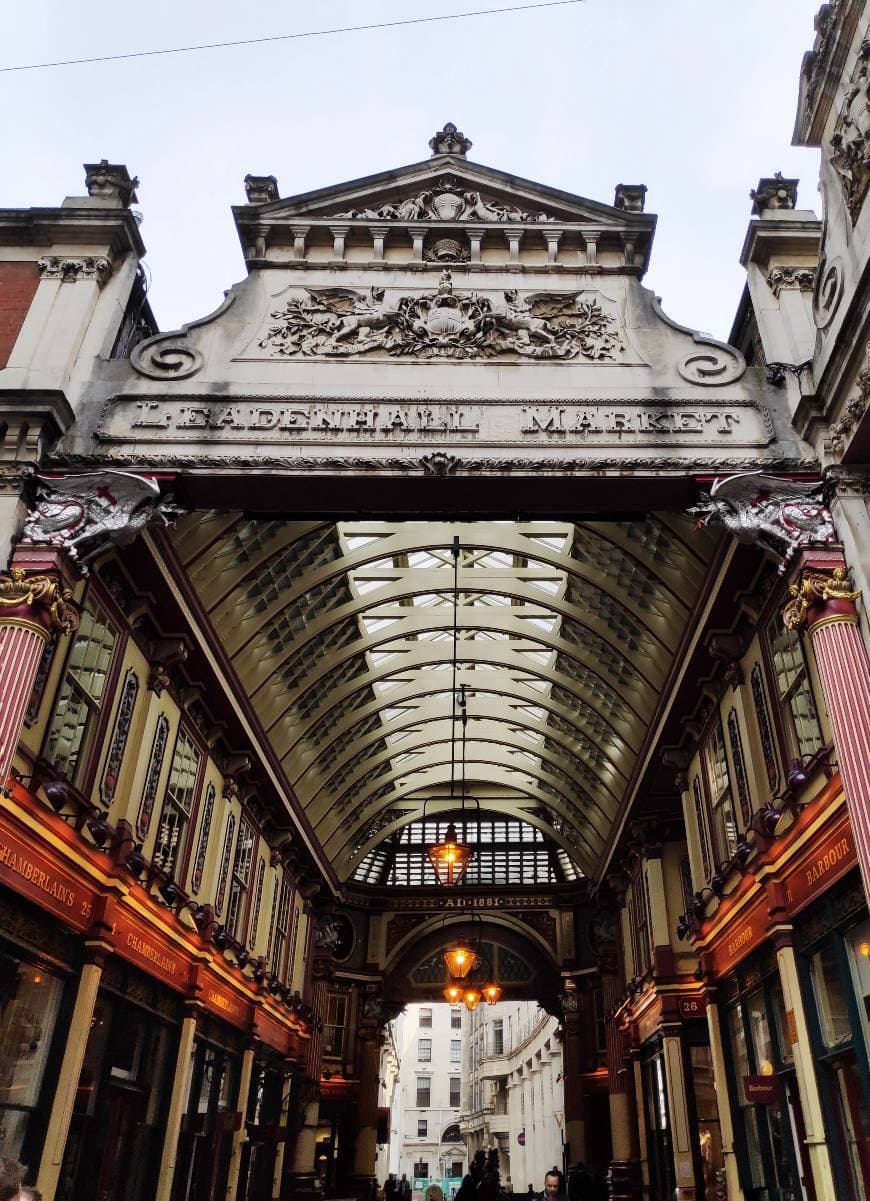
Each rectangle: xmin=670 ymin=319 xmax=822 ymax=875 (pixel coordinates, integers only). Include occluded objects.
xmin=101 ymin=397 xmax=774 ymax=448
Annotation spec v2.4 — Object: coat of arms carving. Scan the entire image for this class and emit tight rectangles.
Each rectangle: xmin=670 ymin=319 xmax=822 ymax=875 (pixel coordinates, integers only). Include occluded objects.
xmin=258 ymin=270 xmax=624 ymax=361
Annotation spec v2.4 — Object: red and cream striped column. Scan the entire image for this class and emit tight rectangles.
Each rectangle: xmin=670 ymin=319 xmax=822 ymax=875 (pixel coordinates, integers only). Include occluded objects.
xmin=0 ymin=552 xmax=78 ymax=790
xmin=784 ymin=555 xmax=870 ymax=900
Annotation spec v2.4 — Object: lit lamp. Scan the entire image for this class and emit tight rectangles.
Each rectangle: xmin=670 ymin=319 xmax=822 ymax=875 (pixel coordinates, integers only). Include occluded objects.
xmin=463 ymin=986 xmax=482 ymax=1011
xmin=443 ymin=981 xmax=465 ymax=1004
xmin=428 ymin=822 xmax=473 ymax=886
xmin=482 ymin=983 xmax=502 ymax=1005
xmin=443 ymin=940 xmax=478 ymax=979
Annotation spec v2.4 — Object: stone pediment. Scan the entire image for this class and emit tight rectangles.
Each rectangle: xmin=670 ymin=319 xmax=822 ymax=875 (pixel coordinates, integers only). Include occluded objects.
xmin=233 ymin=156 xmax=654 ymax=241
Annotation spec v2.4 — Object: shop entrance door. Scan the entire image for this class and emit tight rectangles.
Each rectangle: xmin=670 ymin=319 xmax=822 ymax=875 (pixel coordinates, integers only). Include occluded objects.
xmin=174 ymin=1040 xmax=239 ymax=1201
xmin=93 ymin=1083 xmax=148 ymax=1201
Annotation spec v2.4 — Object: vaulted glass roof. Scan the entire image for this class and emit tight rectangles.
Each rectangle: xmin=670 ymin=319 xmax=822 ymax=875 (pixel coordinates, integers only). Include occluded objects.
xmin=172 ymin=517 xmax=718 ymax=880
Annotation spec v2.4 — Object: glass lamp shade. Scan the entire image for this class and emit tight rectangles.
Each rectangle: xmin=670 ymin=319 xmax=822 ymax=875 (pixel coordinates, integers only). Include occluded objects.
xmin=442 ymin=941 xmax=478 ymax=979
xmin=482 ymin=983 xmax=502 ymax=1005
xmin=427 ymin=823 xmax=473 ymax=886
xmin=443 ymin=981 xmax=465 ymax=1004
xmin=463 ymin=987 xmax=482 ymax=1011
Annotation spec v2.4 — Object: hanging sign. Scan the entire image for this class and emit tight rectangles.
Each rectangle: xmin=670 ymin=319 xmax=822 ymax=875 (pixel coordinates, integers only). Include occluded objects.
xmin=517 ymin=1131 xmax=526 ymax=1146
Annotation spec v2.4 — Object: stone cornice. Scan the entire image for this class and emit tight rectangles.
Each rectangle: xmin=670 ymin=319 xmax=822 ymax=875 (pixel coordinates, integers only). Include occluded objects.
xmin=0 ymin=206 xmax=145 ymax=258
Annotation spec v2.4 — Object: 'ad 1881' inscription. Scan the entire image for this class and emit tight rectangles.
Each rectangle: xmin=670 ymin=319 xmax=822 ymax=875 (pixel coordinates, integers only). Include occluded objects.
xmin=99 ymin=397 xmax=774 ymax=449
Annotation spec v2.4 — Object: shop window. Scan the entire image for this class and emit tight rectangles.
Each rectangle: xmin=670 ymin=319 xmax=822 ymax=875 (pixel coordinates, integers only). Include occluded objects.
xmin=726 ymin=708 xmax=752 ymax=826
xmin=750 ymin=664 xmax=780 ymax=792
xmin=449 ymin=1077 xmax=461 ymax=1107
xmin=225 ymin=816 xmax=256 ymax=940
xmin=451 ymin=1008 xmax=462 ymax=1030
xmin=451 ymin=1038 xmax=463 ymax=1063
xmin=702 ymin=721 xmax=738 ymax=862
xmin=323 ymin=992 xmax=347 ymax=1059
xmin=418 ymin=1038 xmax=432 ymax=1062
xmin=416 ymin=1076 xmax=431 ymax=1107
xmin=413 ymin=1162 xmax=429 ymax=1179
xmin=810 ymin=942 xmax=852 ymax=1047
xmin=190 ymin=783 xmax=216 ymax=894
xmin=43 ymin=602 xmax=118 ymax=784
xmin=765 ymin=616 xmax=824 ymax=763
xmin=248 ymin=858 xmax=266 ymax=949
xmin=25 ymin=633 xmax=57 ymax=724
xmin=629 ymin=868 xmax=652 ymax=976
xmin=419 ymin=1007 xmax=432 ymax=1028
xmin=692 ymin=777 xmax=713 ymax=881
xmin=215 ymin=814 xmax=236 ymax=917
xmin=0 ymin=956 xmax=64 ymax=1162
xmin=687 ymin=1043 xmax=724 ymax=1201
xmin=154 ymin=727 xmax=202 ymax=879
xmin=417 ymin=1118 xmax=427 ymax=1137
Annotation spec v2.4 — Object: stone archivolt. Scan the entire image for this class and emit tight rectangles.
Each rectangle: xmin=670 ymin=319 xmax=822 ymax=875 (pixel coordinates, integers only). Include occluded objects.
xmin=330 ymin=175 xmax=556 ymax=223
xmin=258 ymin=270 xmax=624 ymax=361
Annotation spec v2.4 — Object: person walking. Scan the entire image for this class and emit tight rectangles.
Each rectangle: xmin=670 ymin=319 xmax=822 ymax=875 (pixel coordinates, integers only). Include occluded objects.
xmin=539 ymin=1169 xmax=567 ymax=1201
xmin=399 ymin=1173 xmax=412 ymax=1201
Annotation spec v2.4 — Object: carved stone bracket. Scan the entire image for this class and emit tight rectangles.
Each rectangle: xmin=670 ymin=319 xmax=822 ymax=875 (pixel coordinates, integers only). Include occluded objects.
xmin=690 ymin=471 xmax=836 ymax=571
xmin=21 ymin=470 xmax=183 ymax=567
xmin=0 ymin=567 xmax=79 ymax=635
xmin=84 ymin=160 xmax=139 ymax=206
xmin=613 ymin=183 xmax=647 ymax=213
xmin=783 ymin=565 xmax=860 ymax=630
xmin=244 ymin=174 xmax=279 ymax=204
xmin=38 ymin=256 xmax=112 ymax=287
xmin=767 ymin=265 xmax=817 ymax=297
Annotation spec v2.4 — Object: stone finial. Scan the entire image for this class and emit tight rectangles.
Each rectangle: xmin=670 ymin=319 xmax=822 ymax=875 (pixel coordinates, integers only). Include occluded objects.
xmin=83 ymin=160 xmax=139 ymax=207
xmin=244 ymin=174 xmax=280 ymax=204
xmin=750 ymin=172 xmax=798 ymax=215
xmin=613 ymin=183 xmax=647 ymax=213
xmin=429 ymin=122 xmax=472 ymax=158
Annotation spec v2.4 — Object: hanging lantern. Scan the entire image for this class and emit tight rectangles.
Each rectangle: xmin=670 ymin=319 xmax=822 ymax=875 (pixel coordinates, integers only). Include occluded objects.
xmin=463 ymin=986 xmax=482 ymax=1011
xmin=443 ymin=981 xmax=465 ymax=1004
xmin=427 ymin=822 xmax=473 ymax=886
xmin=482 ymin=982 xmax=502 ymax=1005
xmin=443 ymin=940 xmax=478 ymax=979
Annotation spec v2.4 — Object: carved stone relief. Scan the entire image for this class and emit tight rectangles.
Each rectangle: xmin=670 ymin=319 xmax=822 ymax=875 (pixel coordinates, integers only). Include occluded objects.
xmin=830 ymin=35 xmax=870 ymax=221
xmin=690 ymin=471 xmax=835 ymax=570
xmin=767 ymin=265 xmax=817 ymax=297
xmin=750 ymin=173 xmax=798 ymax=215
xmin=257 ymin=270 xmax=624 ymax=361
xmin=330 ymin=175 xmax=556 ymax=223
xmin=830 ymin=347 xmax=870 ymax=452
xmin=38 ymin=256 xmax=112 ymax=287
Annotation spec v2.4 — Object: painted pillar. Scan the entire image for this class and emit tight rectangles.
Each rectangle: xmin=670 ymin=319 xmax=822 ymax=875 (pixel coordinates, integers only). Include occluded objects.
xmin=155 ymin=1008 xmax=199 ymax=1201
xmin=225 ymin=1044 xmax=255 ymax=1201
xmin=352 ymin=1034 xmax=383 ymax=1185
xmin=0 ymin=553 xmax=78 ymax=788
xmin=773 ymin=930 xmax=837 ymax=1201
xmin=36 ymin=953 xmax=104 ymax=1201
xmin=702 ymin=989 xmax=740 ymax=1201
xmin=561 ymin=1005 xmax=586 ymax=1167
xmin=601 ymin=941 xmax=640 ymax=1201
xmin=783 ymin=560 xmax=870 ymax=899
xmin=660 ymin=1032 xmax=696 ymax=1201
xmin=272 ymin=1070 xmax=293 ymax=1198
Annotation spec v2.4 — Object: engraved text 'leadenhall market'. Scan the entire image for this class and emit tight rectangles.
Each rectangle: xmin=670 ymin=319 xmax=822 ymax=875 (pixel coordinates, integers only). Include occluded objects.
xmin=111 ymin=400 xmax=772 ymax=447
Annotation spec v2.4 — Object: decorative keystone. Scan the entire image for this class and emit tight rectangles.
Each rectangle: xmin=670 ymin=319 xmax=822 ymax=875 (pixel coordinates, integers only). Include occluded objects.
xmin=244 ymin=174 xmax=280 ymax=204
xmin=613 ymin=183 xmax=647 ymax=213
xmin=83 ymin=160 xmax=139 ymax=207
xmin=750 ymin=172 xmax=798 ymax=215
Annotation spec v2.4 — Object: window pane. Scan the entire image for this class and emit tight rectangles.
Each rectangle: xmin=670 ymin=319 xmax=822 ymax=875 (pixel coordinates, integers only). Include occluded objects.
xmin=44 ymin=604 xmax=116 ymax=782
xmin=811 ymin=943 xmax=852 ymax=1047
xmin=449 ymin=1077 xmax=461 ymax=1107
xmin=0 ymin=961 xmax=64 ymax=1158
xmin=416 ymin=1077 xmax=430 ymax=1107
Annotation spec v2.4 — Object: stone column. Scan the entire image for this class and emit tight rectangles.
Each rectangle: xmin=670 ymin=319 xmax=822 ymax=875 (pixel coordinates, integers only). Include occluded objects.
xmin=36 ymin=951 xmax=104 ymax=1201
xmin=155 ymin=1007 xmax=199 ymax=1201
xmin=224 ymin=1044 xmax=255 ymax=1201
xmin=560 ymin=1003 xmax=586 ymax=1166
xmin=702 ymin=989 xmax=740 ymax=1201
xmin=0 ymin=552 xmax=78 ymax=789
xmin=772 ymin=928 xmax=837 ymax=1201
xmin=600 ymin=942 xmax=640 ymax=1201
xmin=783 ymin=559 xmax=870 ymax=899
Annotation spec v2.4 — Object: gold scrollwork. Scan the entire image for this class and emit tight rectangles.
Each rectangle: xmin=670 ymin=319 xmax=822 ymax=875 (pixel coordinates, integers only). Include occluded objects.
xmin=782 ymin=566 xmax=861 ymax=631
xmin=0 ymin=567 xmax=79 ymax=635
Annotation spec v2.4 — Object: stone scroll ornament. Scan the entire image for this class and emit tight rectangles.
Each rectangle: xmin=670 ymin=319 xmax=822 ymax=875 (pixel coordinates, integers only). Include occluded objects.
xmin=23 ymin=470 xmax=184 ymax=566
xmin=689 ymin=471 xmax=836 ymax=571
xmin=259 ymin=269 xmax=624 ymax=361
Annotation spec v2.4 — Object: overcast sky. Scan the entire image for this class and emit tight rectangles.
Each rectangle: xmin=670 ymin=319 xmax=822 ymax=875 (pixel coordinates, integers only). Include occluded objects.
xmin=2 ymin=0 xmax=822 ymax=339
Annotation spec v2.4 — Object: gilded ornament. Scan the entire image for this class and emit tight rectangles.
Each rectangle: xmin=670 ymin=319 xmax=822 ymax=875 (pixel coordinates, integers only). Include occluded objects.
xmin=0 ymin=567 xmax=79 ymax=635
xmin=782 ymin=565 xmax=861 ymax=630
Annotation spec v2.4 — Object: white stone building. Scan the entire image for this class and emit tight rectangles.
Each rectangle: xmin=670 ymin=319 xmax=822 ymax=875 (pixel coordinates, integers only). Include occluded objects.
xmin=389 ymin=1004 xmax=467 ymax=1195
xmin=461 ymin=1001 xmax=565 ymax=1193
